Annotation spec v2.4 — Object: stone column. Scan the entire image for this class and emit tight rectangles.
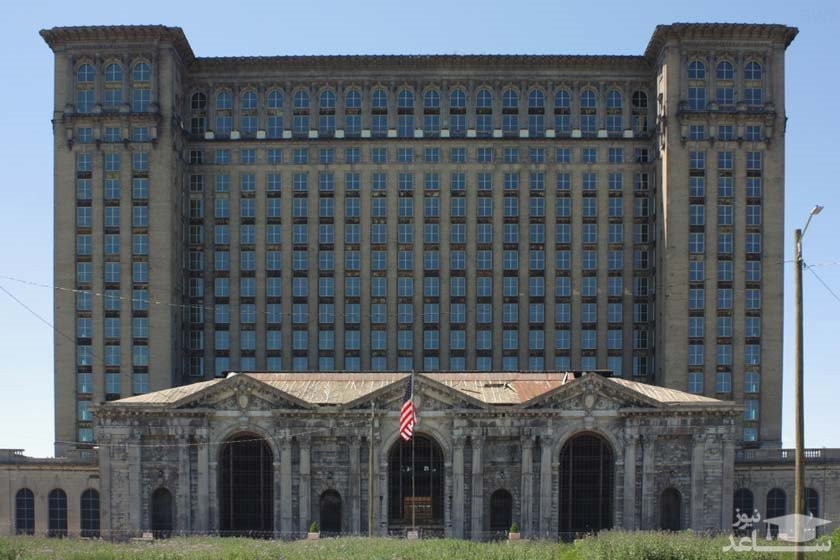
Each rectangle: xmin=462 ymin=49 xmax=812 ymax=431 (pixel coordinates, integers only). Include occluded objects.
xmin=196 ymin=430 xmax=210 ymax=533
xmin=721 ymin=436 xmax=735 ymax=532
xmin=299 ymin=437 xmax=311 ymax=534
xmin=452 ymin=436 xmax=465 ymax=538
xmin=641 ymin=434 xmax=656 ymax=530
xmin=280 ymin=439 xmax=293 ymax=536
xmin=622 ymin=431 xmax=637 ymax=530
xmin=520 ymin=436 xmax=534 ymax=536
xmin=98 ymin=434 xmax=112 ymax=537
xmin=539 ymin=436 xmax=553 ymax=538
xmin=690 ymin=433 xmax=705 ymax=530
xmin=128 ymin=433 xmax=142 ymax=533
xmin=470 ymin=435 xmax=483 ymax=540
xmin=349 ymin=436 xmax=361 ymax=534
xmin=177 ymin=433 xmax=191 ymax=533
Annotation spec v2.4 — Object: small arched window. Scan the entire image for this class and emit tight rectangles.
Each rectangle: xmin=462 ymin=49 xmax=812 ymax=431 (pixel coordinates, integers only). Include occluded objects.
xmin=191 ymin=92 xmax=207 ymax=111
xmin=449 ymin=88 xmax=466 ymax=136
xmin=475 ymin=89 xmax=493 ymax=136
xmin=606 ymin=90 xmax=623 ymax=134
xmin=344 ymin=89 xmax=362 ymax=137
xmin=132 ymin=62 xmax=151 ymax=82
xmin=502 ymin=89 xmax=519 ymax=109
xmin=733 ymin=488 xmax=754 ymax=535
xmin=76 ymin=64 xmax=95 ymax=84
xmin=580 ymin=90 xmax=597 ymax=109
xmin=528 ymin=89 xmax=544 ymax=109
xmin=449 ymin=88 xmax=466 ymax=109
xmin=293 ymin=90 xmax=310 ymax=110
xmin=688 ymin=60 xmax=706 ymax=80
xmin=632 ymin=91 xmax=648 ymax=110
xmin=555 ymin=90 xmax=571 ymax=109
xmin=80 ymin=489 xmax=100 ymax=538
xmin=48 ymin=489 xmax=68 ymax=538
xmin=241 ymin=91 xmax=257 ymax=110
xmin=745 ymin=61 xmax=762 ymax=81
xmin=476 ymin=89 xmax=493 ymax=109
xmin=267 ymin=90 xmax=284 ymax=110
xmin=423 ymin=89 xmax=440 ymax=109
xmin=104 ymin=63 xmax=122 ymax=83
xmin=215 ymin=91 xmax=232 ymax=110
xmin=371 ymin=88 xmax=388 ymax=110
xmin=345 ymin=89 xmax=361 ymax=109
xmin=580 ymin=89 xmax=597 ymax=135
xmin=607 ymin=90 xmax=622 ymax=109
xmin=716 ymin=61 xmax=734 ymax=80
xmin=15 ymin=489 xmax=34 ymax=535
xmin=397 ymin=89 xmax=414 ymax=110
xmin=554 ymin=90 xmax=571 ymax=135
xmin=766 ymin=488 xmax=786 ymax=537
xmin=319 ymin=90 xmax=336 ymax=110
xmin=806 ymin=488 xmax=819 ymax=517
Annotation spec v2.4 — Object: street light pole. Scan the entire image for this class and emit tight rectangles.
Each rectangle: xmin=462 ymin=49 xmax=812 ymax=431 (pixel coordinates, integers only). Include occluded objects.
xmin=794 ymin=205 xmax=822 ymax=560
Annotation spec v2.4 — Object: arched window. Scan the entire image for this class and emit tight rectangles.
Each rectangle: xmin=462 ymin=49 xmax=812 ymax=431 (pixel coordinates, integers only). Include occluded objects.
xmin=319 ymin=490 xmax=342 ymax=534
xmin=344 ymin=89 xmax=361 ymax=137
xmin=397 ymin=89 xmax=414 ymax=138
xmin=388 ymin=434 xmax=444 ymax=527
xmin=489 ymin=489 xmax=513 ymax=532
xmin=744 ymin=62 xmax=763 ymax=106
xmin=806 ymin=487 xmax=819 ymax=517
xmin=528 ymin=89 xmax=545 ymax=136
xmin=745 ymin=61 xmax=762 ymax=81
xmin=131 ymin=63 xmax=151 ymax=112
xmin=659 ymin=487 xmax=681 ymax=531
xmin=48 ymin=489 xmax=68 ymax=537
xmin=15 ymin=489 xmax=34 ymax=535
xmin=423 ymin=89 xmax=440 ymax=135
xmin=502 ymin=88 xmax=519 ymax=135
xmin=219 ymin=434 xmax=273 ymax=535
xmin=105 ymin=63 xmax=122 ymax=83
xmin=371 ymin=88 xmax=388 ymax=137
xmin=716 ymin=61 xmax=734 ymax=80
xmin=733 ymin=488 xmax=754 ymax=533
xmin=80 ymin=489 xmax=100 ymax=538
xmin=579 ymin=89 xmax=597 ymax=135
xmin=475 ymin=89 xmax=493 ymax=136
xmin=319 ymin=90 xmax=336 ymax=136
xmin=191 ymin=92 xmax=207 ymax=111
xmin=240 ymin=91 xmax=258 ymax=135
xmin=103 ymin=63 xmax=123 ymax=110
xmin=766 ymin=488 xmax=786 ymax=538
xmin=631 ymin=91 xmax=648 ymax=133
xmin=449 ymin=88 xmax=466 ymax=136
xmin=606 ymin=90 xmax=623 ymax=134
xmin=293 ymin=90 xmax=310 ymax=136
xmin=688 ymin=60 xmax=706 ymax=80
xmin=151 ymin=487 xmax=173 ymax=537
xmin=558 ymin=433 xmax=614 ymax=539
xmin=75 ymin=64 xmax=95 ymax=114
xmin=214 ymin=91 xmax=233 ymax=137
xmin=554 ymin=90 xmax=571 ymax=135
xmin=189 ymin=92 xmax=207 ymax=135
xmin=266 ymin=90 xmax=284 ymax=139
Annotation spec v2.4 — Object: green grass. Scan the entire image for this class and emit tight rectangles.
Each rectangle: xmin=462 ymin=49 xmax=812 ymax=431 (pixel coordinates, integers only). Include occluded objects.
xmin=0 ymin=531 xmax=838 ymax=560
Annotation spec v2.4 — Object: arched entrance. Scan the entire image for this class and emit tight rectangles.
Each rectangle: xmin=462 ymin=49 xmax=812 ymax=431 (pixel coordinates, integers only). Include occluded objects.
xmin=733 ymin=488 xmax=754 ymax=536
xmin=219 ymin=433 xmax=274 ymax=536
xmin=489 ymin=489 xmax=513 ymax=532
xmin=388 ymin=434 xmax=444 ymax=530
xmin=151 ymin=488 xmax=173 ymax=537
xmin=766 ymin=488 xmax=786 ymax=538
xmin=660 ymin=487 xmax=682 ymax=531
xmin=558 ymin=433 xmax=614 ymax=540
xmin=319 ymin=490 xmax=342 ymax=535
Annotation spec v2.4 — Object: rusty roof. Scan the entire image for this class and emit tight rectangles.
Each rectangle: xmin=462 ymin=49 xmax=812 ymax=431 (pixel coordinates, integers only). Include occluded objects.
xmin=110 ymin=371 xmax=730 ymax=409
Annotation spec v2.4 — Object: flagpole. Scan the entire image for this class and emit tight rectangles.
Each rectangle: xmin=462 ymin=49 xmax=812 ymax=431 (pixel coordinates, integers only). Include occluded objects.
xmin=411 ymin=369 xmax=416 ymax=533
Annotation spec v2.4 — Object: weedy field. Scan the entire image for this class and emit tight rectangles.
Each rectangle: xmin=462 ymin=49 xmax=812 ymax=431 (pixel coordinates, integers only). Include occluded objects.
xmin=0 ymin=530 xmax=837 ymax=560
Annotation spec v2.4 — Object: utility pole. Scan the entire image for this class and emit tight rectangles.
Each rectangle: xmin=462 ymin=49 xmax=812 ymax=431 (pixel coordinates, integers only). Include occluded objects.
xmin=794 ymin=204 xmax=822 ymax=560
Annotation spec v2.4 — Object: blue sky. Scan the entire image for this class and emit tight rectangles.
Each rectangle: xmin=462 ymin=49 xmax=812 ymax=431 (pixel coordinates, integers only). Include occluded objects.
xmin=0 ymin=0 xmax=838 ymax=457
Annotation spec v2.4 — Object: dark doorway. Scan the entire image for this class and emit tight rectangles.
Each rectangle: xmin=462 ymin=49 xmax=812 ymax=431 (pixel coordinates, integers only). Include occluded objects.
xmin=733 ymin=488 xmax=754 ymax=536
xmin=319 ymin=490 xmax=342 ymax=535
xmin=15 ymin=489 xmax=34 ymax=535
xmin=660 ymin=487 xmax=682 ymax=531
xmin=766 ymin=488 xmax=786 ymax=538
xmin=151 ymin=487 xmax=173 ymax=537
xmin=558 ymin=433 xmax=614 ymax=540
xmin=489 ymin=489 xmax=513 ymax=532
xmin=388 ymin=434 xmax=444 ymax=527
xmin=219 ymin=434 xmax=274 ymax=536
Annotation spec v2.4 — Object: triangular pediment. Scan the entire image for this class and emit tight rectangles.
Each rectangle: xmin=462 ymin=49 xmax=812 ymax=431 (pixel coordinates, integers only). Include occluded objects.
xmin=341 ymin=374 xmax=487 ymax=412
xmin=176 ymin=373 xmax=314 ymax=411
xmin=518 ymin=373 xmax=661 ymax=411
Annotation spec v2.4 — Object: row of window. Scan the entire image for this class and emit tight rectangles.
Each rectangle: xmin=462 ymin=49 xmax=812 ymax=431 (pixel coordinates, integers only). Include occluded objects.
xmin=14 ymin=488 xmax=100 ymax=537
xmin=75 ymin=62 xmax=151 ymax=113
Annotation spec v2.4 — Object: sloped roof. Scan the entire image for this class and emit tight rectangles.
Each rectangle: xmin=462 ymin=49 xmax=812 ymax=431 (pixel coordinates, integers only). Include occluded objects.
xmin=110 ymin=371 xmax=730 ymax=409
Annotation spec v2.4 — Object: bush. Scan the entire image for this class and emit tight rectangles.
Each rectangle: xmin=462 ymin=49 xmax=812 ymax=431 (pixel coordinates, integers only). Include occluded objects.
xmin=509 ymin=522 xmax=520 ymax=533
xmin=308 ymin=521 xmax=319 ymax=533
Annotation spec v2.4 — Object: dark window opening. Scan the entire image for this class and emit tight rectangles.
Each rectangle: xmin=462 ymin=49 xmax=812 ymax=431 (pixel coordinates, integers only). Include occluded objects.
xmin=558 ymin=433 xmax=614 ymax=540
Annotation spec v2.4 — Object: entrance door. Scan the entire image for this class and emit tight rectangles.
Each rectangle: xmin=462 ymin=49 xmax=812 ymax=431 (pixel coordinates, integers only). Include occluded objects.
xmin=320 ymin=490 xmax=342 ymax=535
xmin=219 ymin=434 xmax=274 ymax=536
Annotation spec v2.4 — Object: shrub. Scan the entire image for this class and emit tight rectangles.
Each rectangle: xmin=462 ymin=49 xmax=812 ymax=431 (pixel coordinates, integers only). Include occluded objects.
xmin=509 ymin=522 xmax=520 ymax=533
xmin=308 ymin=521 xmax=319 ymax=533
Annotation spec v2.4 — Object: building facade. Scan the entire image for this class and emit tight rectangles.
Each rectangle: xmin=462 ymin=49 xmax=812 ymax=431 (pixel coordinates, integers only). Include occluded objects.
xmin=40 ymin=23 xmax=798 ymax=458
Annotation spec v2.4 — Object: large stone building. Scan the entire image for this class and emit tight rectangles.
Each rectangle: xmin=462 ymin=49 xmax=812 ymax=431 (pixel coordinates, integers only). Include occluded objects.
xmin=2 ymin=22 xmax=839 ymax=540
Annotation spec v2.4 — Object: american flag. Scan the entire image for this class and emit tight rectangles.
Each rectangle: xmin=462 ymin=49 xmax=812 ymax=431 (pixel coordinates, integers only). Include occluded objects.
xmin=399 ymin=374 xmax=417 ymax=441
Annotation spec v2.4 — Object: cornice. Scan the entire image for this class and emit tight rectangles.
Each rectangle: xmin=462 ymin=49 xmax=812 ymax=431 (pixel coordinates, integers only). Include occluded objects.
xmin=40 ymin=25 xmax=195 ymax=63
xmin=645 ymin=23 xmax=798 ymax=60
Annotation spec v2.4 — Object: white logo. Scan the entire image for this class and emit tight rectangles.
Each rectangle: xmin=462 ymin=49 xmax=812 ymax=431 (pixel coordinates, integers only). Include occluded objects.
xmin=723 ymin=510 xmax=833 ymax=553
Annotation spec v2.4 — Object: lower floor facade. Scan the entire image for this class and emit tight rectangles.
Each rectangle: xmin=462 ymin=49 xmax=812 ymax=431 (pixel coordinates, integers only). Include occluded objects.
xmin=2 ymin=372 xmax=838 ymax=539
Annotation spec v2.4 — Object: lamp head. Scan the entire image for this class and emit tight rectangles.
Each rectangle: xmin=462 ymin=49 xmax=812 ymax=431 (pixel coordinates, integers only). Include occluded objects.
xmin=811 ymin=205 xmax=824 ymax=216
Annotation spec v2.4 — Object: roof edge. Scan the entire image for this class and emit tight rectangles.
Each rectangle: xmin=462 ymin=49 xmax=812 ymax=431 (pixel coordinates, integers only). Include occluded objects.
xmin=644 ymin=23 xmax=799 ymax=60
xmin=40 ymin=25 xmax=195 ymax=62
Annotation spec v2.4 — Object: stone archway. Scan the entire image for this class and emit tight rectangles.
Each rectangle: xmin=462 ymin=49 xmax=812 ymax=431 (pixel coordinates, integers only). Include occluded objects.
xmin=219 ymin=433 xmax=274 ymax=536
xmin=489 ymin=489 xmax=513 ymax=532
xmin=387 ymin=433 xmax=445 ymax=530
xmin=660 ymin=487 xmax=682 ymax=531
xmin=558 ymin=432 xmax=614 ymax=540
xmin=319 ymin=490 xmax=342 ymax=535
xmin=151 ymin=487 xmax=173 ymax=537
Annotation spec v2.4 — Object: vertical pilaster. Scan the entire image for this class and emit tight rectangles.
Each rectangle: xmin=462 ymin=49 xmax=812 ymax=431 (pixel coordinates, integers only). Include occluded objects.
xmin=539 ymin=436 xmax=553 ymax=538
xmin=196 ymin=430 xmax=209 ymax=532
xmin=690 ymin=433 xmax=705 ymax=529
xmin=520 ymin=436 xmax=534 ymax=535
xmin=470 ymin=435 xmax=483 ymax=540
xmin=280 ymin=439 xmax=293 ymax=535
xmin=299 ymin=437 xmax=311 ymax=534
xmin=177 ymin=433 xmax=190 ymax=533
xmin=349 ymin=436 xmax=361 ymax=534
xmin=721 ymin=435 xmax=735 ymax=531
xmin=452 ymin=436 xmax=465 ymax=538
xmin=128 ymin=433 xmax=142 ymax=533
xmin=641 ymin=434 xmax=656 ymax=530
xmin=622 ymin=431 xmax=637 ymax=530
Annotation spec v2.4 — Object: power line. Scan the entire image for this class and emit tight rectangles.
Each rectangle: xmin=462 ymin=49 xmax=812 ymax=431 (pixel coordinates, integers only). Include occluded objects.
xmin=805 ymin=264 xmax=840 ymax=305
